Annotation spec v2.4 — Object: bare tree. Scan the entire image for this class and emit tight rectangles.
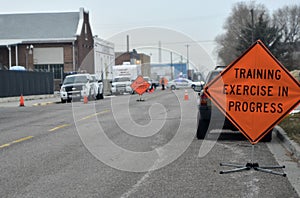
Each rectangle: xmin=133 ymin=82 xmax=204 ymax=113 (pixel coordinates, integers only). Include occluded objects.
xmin=216 ymin=3 xmax=300 ymax=70
xmin=215 ymin=2 xmax=268 ymax=65
xmin=274 ymin=5 xmax=300 ymax=43
xmin=273 ymin=5 xmax=300 ymax=70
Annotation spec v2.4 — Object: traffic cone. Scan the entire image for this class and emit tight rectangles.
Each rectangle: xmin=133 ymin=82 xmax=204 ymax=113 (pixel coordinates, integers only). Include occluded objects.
xmin=19 ymin=95 xmax=25 ymax=106
xmin=83 ymin=96 xmax=88 ymax=104
xmin=184 ymin=90 xmax=189 ymax=100
xmin=149 ymin=87 xmax=154 ymax=93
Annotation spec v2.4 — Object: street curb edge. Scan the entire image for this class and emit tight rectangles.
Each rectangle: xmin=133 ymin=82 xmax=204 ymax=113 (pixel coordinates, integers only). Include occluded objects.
xmin=274 ymin=125 xmax=300 ymax=162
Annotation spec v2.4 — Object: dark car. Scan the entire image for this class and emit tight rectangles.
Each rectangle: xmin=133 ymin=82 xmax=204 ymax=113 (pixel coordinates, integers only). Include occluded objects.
xmin=196 ymin=66 xmax=272 ymax=141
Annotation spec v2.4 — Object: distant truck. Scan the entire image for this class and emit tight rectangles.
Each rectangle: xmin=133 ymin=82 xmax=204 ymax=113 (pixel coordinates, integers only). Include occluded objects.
xmin=111 ymin=63 xmax=141 ymax=95
xmin=112 ymin=62 xmax=142 ymax=80
xmin=111 ymin=76 xmax=133 ymax=95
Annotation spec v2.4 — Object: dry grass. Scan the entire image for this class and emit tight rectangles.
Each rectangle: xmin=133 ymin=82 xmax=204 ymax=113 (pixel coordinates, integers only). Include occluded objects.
xmin=278 ymin=112 xmax=300 ymax=144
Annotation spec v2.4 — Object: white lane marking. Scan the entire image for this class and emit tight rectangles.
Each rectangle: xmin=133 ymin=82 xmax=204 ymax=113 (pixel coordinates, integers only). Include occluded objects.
xmin=120 ymin=148 xmax=164 ymax=198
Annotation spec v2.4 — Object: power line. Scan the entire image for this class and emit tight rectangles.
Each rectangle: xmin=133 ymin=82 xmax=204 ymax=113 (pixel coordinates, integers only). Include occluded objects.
xmin=93 ymin=14 xmax=224 ymax=29
xmin=113 ymin=40 xmax=216 ymax=47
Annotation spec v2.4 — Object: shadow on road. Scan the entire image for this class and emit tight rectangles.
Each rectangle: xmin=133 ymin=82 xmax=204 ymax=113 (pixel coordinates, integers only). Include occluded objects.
xmin=206 ymin=131 xmax=248 ymax=141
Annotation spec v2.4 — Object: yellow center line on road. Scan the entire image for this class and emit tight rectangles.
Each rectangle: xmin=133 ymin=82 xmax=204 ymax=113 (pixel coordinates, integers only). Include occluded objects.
xmin=79 ymin=114 xmax=98 ymax=121
xmin=0 ymin=136 xmax=34 ymax=150
xmin=78 ymin=109 xmax=110 ymax=121
xmin=12 ymin=136 xmax=34 ymax=143
xmin=0 ymin=110 xmax=110 ymax=150
xmin=48 ymin=110 xmax=110 ymax=132
xmin=0 ymin=143 xmax=11 ymax=149
xmin=33 ymin=102 xmax=54 ymax=106
xmin=48 ymin=124 xmax=71 ymax=132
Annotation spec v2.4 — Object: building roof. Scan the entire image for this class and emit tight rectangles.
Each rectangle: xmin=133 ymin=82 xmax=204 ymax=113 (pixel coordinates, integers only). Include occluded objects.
xmin=0 ymin=8 xmax=86 ymax=45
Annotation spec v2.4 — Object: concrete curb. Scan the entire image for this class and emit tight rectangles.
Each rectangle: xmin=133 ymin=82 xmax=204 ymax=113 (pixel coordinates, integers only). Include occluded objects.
xmin=0 ymin=93 xmax=60 ymax=103
xmin=274 ymin=125 xmax=300 ymax=163
xmin=32 ymin=101 xmax=58 ymax=106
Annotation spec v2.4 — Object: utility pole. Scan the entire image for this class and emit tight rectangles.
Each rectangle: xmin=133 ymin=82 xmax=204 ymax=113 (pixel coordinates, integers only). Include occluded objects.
xmin=251 ymin=9 xmax=254 ymax=43
xmin=127 ymin=35 xmax=129 ymax=52
xmin=170 ymin=52 xmax=173 ymax=80
xmin=186 ymin=44 xmax=189 ymax=79
xmin=158 ymin=41 xmax=162 ymax=63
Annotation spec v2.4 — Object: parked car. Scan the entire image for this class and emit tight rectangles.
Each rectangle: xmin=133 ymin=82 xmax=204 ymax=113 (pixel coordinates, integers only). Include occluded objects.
xmin=9 ymin=66 xmax=26 ymax=71
xmin=60 ymin=73 xmax=98 ymax=103
xmin=166 ymin=78 xmax=201 ymax=90
xmin=195 ymin=66 xmax=272 ymax=141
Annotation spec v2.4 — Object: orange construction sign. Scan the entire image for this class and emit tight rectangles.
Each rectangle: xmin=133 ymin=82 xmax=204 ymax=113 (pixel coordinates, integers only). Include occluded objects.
xmin=205 ymin=40 xmax=300 ymax=144
xmin=131 ymin=75 xmax=151 ymax=95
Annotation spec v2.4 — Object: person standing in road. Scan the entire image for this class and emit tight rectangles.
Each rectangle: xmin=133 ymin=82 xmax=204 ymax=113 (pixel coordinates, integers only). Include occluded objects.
xmin=161 ymin=77 xmax=165 ymax=90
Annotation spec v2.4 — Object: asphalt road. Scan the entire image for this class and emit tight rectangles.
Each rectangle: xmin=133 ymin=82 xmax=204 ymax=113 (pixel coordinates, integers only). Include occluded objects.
xmin=0 ymin=89 xmax=299 ymax=198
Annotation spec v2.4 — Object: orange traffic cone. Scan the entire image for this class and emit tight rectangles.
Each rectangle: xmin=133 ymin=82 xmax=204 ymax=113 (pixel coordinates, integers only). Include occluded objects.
xmin=83 ymin=96 xmax=88 ymax=104
xmin=149 ymin=87 xmax=154 ymax=93
xmin=19 ymin=95 xmax=25 ymax=106
xmin=184 ymin=90 xmax=189 ymax=100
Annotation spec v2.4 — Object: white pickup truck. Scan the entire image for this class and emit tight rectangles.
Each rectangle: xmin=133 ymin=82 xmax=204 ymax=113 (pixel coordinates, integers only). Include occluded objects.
xmin=111 ymin=76 xmax=133 ymax=95
xmin=60 ymin=73 xmax=100 ymax=103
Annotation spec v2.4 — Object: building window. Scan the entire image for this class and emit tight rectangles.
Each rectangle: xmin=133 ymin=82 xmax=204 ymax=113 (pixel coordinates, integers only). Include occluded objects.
xmin=34 ymin=64 xmax=48 ymax=71
xmin=85 ymin=23 xmax=88 ymax=41
xmin=35 ymin=64 xmax=64 ymax=79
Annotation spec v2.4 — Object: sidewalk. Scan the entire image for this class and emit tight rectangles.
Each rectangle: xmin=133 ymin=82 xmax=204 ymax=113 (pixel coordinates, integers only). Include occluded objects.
xmin=274 ymin=125 xmax=300 ymax=162
xmin=268 ymin=126 xmax=300 ymax=196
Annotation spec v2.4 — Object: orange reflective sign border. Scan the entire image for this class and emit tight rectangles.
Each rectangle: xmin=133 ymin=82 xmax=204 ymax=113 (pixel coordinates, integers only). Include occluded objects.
xmin=205 ymin=40 xmax=300 ymax=144
xmin=131 ymin=75 xmax=150 ymax=95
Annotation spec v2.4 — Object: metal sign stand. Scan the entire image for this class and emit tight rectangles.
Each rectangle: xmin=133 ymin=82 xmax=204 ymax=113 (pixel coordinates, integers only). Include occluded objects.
xmin=220 ymin=144 xmax=286 ymax=177
xmin=136 ymin=94 xmax=145 ymax=102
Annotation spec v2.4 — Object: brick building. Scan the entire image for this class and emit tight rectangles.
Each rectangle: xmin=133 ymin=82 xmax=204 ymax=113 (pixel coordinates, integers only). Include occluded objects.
xmin=115 ymin=49 xmax=151 ymax=77
xmin=0 ymin=8 xmax=96 ymax=90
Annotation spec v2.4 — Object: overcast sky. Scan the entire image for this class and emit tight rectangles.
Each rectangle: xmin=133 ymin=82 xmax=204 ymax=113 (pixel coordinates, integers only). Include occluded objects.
xmin=0 ymin=0 xmax=297 ymax=70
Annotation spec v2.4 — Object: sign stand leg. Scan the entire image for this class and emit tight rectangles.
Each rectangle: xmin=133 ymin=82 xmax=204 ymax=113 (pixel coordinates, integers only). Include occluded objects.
xmin=136 ymin=94 xmax=145 ymax=102
xmin=220 ymin=144 xmax=286 ymax=176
